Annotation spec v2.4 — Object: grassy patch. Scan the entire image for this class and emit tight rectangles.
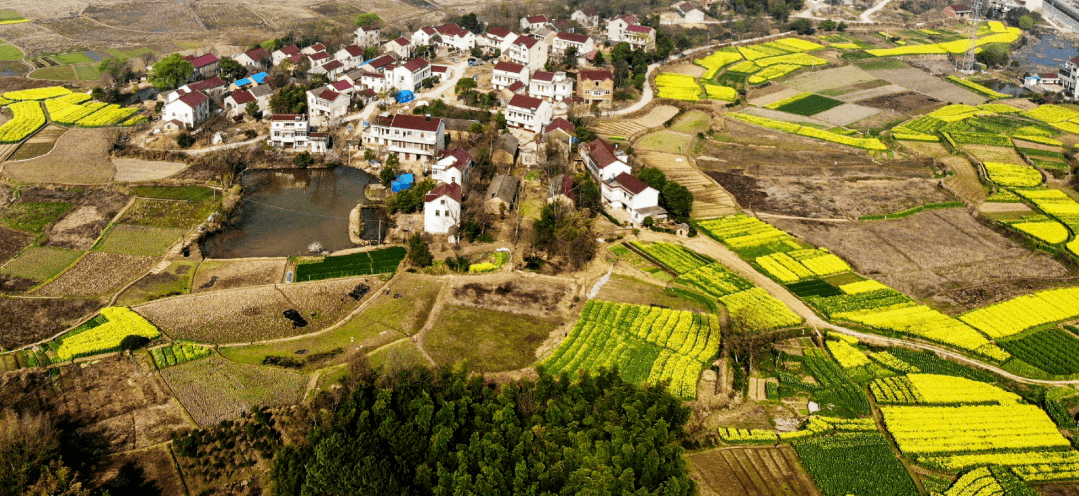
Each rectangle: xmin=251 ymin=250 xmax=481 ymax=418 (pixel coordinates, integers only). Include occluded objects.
xmin=599 ymin=274 xmax=713 ymax=313
xmin=0 ymin=10 xmax=26 ymax=22
xmin=131 ymin=185 xmax=217 ymax=201
xmin=853 ymin=58 xmax=908 ymax=70
xmin=774 ymin=94 xmax=845 ymax=116
xmin=94 ymin=224 xmax=186 ymax=256
xmin=105 ymin=47 xmax=154 ymax=59
xmin=670 ymin=110 xmax=711 ymax=134
xmin=0 ymin=246 xmax=82 ymax=281
xmin=425 ymin=305 xmax=559 ymax=372
xmin=635 ymin=131 xmax=694 ymax=153
xmin=369 ymin=340 xmax=428 ymax=369
xmin=116 ymin=259 xmax=198 ymax=306
xmin=74 ymin=64 xmax=101 ymax=80
xmin=0 ymin=201 xmax=72 ymax=233
xmin=0 ymin=43 xmax=22 ymax=61
xmin=161 ymin=355 xmax=308 ymax=427
xmin=120 ymin=199 xmax=217 ymax=229
xmin=29 ymin=65 xmax=76 ymax=81
xmin=52 ymin=52 xmax=94 ymax=64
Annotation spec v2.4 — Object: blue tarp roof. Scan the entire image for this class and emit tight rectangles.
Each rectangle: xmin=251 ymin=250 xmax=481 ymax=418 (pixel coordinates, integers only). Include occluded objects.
xmin=391 ymin=173 xmax=415 ymax=193
xmin=397 ymin=91 xmax=415 ymax=103
xmin=235 ymin=72 xmax=268 ymax=87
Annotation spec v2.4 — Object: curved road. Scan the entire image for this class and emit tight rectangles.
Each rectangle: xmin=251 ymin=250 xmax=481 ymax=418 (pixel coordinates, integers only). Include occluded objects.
xmin=636 ymin=229 xmax=1079 ymax=386
xmin=860 ymin=0 xmax=895 ymax=22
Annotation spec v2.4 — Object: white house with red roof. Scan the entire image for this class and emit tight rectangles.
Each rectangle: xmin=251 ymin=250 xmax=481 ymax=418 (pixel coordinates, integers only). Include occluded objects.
xmin=545 ymin=117 xmax=574 ymax=138
xmin=307 ymin=51 xmax=331 ymax=69
xmin=674 ymin=2 xmax=706 ymax=22
xmin=479 ymin=28 xmax=517 ymax=54
xmin=383 ymin=37 xmax=412 ymax=59
xmin=354 ymin=26 xmax=381 ymax=47
xmin=581 ymin=138 xmax=663 ymax=223
xmin=306 ymin=86 xmax=350 ymax=127
xmin=1062 ymin=56 xmax=1079 ymax=98
xmin=520 ymin=15 xmax=550 ymax=31
xmin=413 ymin=24 xmax=476 ymax=52
xmin=431 ymin=64 xmax=452 ymax=81
xmin=505 ymin=94 xmax=552 ymax=133
xmin=572 ymin=8 xmax=600 ymax=27
xmin=432 ymin=147 xmax=472 ymax=185
xmin=163 ymin=90 xmax=211 ymax=128
xmin=391 ymin=58 xmax=432 ymax=92
xmin=311 ymin=60 xmax=347 ymax=78
xmin=582 ymin=138 xmax=631 ymax=181
xmin=364 ymin=114 xmax=446 ymax=161
xmin=424 ymin=182 xmax=462 ymax=234
xmin=302 ymin=43 xmax=327 ymax=56
xmin=528 ymin=71 xmax=573 ymax=102
xmin=492 ymin=61 xmax=529 ymax=90
xmin=329 ymin=80 xmax=354 ymax=95
xmin=224 ymin=89 xmax=256 ymax=117
xmin=624 ymin=25 xmax=657 ymax=50
xmin=335 ymin=45 xmax=367 ymax=68
xmin=177 ymin=76 xmax=228 ymax=99
xmin=272 ymin=45 xmax=302 ymax=66
xmin=184 ymin=53 xmax=220 ymax=79
xmin=365 ymin=54 xmax=398 ymax=73
xmin=235 ymin=47 xmax=272 ymax=71
xmin=506 ymin=35 xmax=548 ymax=73
xmin=552 ymin=32 xmax=594 ymax=56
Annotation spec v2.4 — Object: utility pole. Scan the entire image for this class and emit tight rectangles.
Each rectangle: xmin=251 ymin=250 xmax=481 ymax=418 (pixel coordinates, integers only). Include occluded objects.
xmin=958 ymin=0 xmax=983 ymax=73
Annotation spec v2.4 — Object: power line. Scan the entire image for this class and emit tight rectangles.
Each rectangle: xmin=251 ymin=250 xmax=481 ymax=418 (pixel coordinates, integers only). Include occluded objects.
xmin=242 ymin=198 xmax=353 ymax=220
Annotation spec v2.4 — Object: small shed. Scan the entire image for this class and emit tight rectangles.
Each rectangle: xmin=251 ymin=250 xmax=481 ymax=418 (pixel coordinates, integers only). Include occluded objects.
xmin=391 ymin=173 xmax=415 ymax=192
xmin=485 ymin=174 xmax=520 ymax=215
xmin=396 ymin=90 xmax=415 ymax=103
xmin=492 ymin=133 xmax=519 ymax=167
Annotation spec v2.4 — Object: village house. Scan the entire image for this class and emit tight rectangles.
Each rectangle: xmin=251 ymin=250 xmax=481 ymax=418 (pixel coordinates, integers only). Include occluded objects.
xmin=163 ymin=90 xmax=211 ymax=128
xmin=485 ymin=174 xmax=520 ymax=215
xmin=311 ymin=59 xmax=347 ymax=79
xmin=674 ymin=2 xmax=706 ymax=22
xmin=1061 ymin=56 xmax=1079 ymax=99
xmin=306 ymin=86 xmax=350 ymax=127
xmin=223 ymin=87 xmax=268 ymax=117
xmin=272 ymin=45 xmax=302 ymax=66
xmin=492 ymin=61 xmax=529 ymax=90
xmin=493 ymin=133 xmax=520 ymax=167
xmin=478 ymin=27 xmax=517 ymax=54
xmin=231 ymin=72 xmax=268 ymax=91
xmin=551 ymin=19 xmax=575 ymax=33
xmin=552 ymin=32 xmax=594 ymax=56
xmin=383 ymin=37 xmax=413 ymax=59
xmin=335 ymin=45 xmax=367 ymax=68
xmin=581 ymin=138 xmax=631 ymax=181
xmin=505 ymin=94 xmax=552 ymax=133
xmin=506 ymin=35 xmax=548 ymax=73
xmin=424 ymin=182 xmax=463 ymax=234
xmin=184 ymin=76 xmax=228 ymax=99
xmin=302 ymin=43 xmax=327 ymax=56
xmin=432 ymin=147 xmax=472 ymax=185
xmin=234 ymin=47 xmax=272 ymax=71
xmin=413 ymin=24 xmax=476 ymax=52
xmin=184 ymin=53 xmax=220 ymax=79
xmin=624 ymin=25 xmax=657 ymax=50
xmin=365 ymin=54 xmax=398 ymax=73
xmin=571 ymin=8 xmax=600 ymax=27
xmin=577 ymin=69 xmax=614 ymax=107
xmin=268 ymin=114 xmax=327 ymax=152
xmin=431 ymin=64 xmax=452 ymax=81
xmin=606 ymin=15 xmax=641 ymax=43
xmin=391 ymin=58 xmax=433 ymax=92
xmin=604 ymin=172 xmax=666 ymax=224
xmin=520 ymin=15 xmax=550 ymax=31
xmin=307 ymin=51 xmax=332 ymax=68
xmin=354 ymin=25 xmax=381 ymax=47
xmin=365 ymin=114 xmax=446 ymax=162
xmin=944 ymin=3 xmax=972 ymax=18
xmin=528 ymin=71 xmax=573 ymax=102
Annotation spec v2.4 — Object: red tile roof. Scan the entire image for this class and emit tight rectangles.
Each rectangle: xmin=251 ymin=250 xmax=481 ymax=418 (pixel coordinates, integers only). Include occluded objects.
xmin=368 ymin=54 xmax=397 ymax=70
xmin=435 ymin=23 xmax=469 ymax=38
xmin=375 ymin=113 xmax=443 ymax=132
xmin=310 ymin=51 xmax=330 ymax=62
xmin=556 ymin=32 xmax=590 ymax=43
xmin=508 ymin=94 xmax=544 ymax=110
xmin=579 ymin=8 xmax=598 ymax=16
xmin=612 ymin=14 xmax=641 ymax=24
xmin=507 ymin=81 xmax=525 ymax=92
xmin=514 ymin=36 xmax=539 ymax=48
xmin=579 ymin=69 xmax=613 ymax=82
xmin=425 ymin=181 xmax=462 ymax=202
xmin=278 ymin=45 xmax=300 ymax=55
xmin=311 ymin=43 xmax=326 ymax=51
xmin=229 ymin=89 xmax=255 ymax=105
xmin=627 ymin=25 xmax=654 ymax=34
xmin=526 ymin=15 xmax=549 ymax=24
xmin=185 ymin=53 xmax=219 ymax=68
xmin=552 ymin=20 xmax=574 ymax=31
xmin=177 ymin=90 xmax=208 ymax=108
xmin=614 ymin=172 xmax=649 ymax=195
xmin=403 ymin=58 xmax=429 ymax=71
xmin=331 ymin=80 xmax=353 ymax=91
xmin=244 ymin=47 xmax=272 ymax=62
xmin=317 ymin=88 xmax=342 ymax=101
xmin=531 ymin=71 xmax=554 ymax=82
xmin=343 ymin=45 xmax=365 ymax=57
xmin=493 ymin=61 xmax=526 ymax=73
xmin=393 ymin=36 xmax=411 ymax=46
xmin=585 ymin=139 xmax=621 ymax=168
xmin=289 ymin=54 xmax=303 ymax=64
xmin=438 ymin=147 xmax=473 ymax=170
xmin=321 ymin=60 xmax=344 ymax=71
xmin=187 ymin=76 xmax=225 ymax=91
xmin=487 ymin=27 xmax=512 ymax=38
xmin=432 ymin=65 xmax=448 ymax=73
xmin=545 ymin=117 xmax=574 ymax=135
xmin=556 ymin=174 xmax=574 ymax=199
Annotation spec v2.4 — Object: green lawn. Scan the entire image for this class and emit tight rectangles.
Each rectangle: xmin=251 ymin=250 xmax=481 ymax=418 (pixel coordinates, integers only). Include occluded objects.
xmin=94 ymin=224 xmax=186 ymax=256
xmin=120 ymin=199 xmax=218 ymax=229
xmin=131 ymin=185 xmax=217 ymax=201
xmin=0 ymin=43 xmax=22 ymax=61
xmin=0 ymin=247 xmax=82 ymax=281
xmin=52 ymin=52 xmax=94 ymax=64
xmin=106 ymin=47 xmax=154 ymax=59
xmin=29 ymin=65 xmax=76 ymax=81
xmin=635 ymin=131 xmax=693 ymax=154
xmin=670 ymin=110 xmax=711 ymax=134
xmin=424 ymin=305 xmax=560 ymax=372
xmin=74 ymin=64 xmax=101 ymax=81
xmin=0 ymin=201 xmax=73 ymax=233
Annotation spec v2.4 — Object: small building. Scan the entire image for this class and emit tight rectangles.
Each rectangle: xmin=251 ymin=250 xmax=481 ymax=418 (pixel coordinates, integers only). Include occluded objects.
xmin=235 ymin=47 xmax=272 ymax=71
xmin=603 ymin=172 xmax=665 ymax=224
xmin=485 ymin=174 xmax=520 ymax=215
xmin=1026 ymin=72 xmax=1061 ymax=89
xmin=492 ymin=61 xmax=529 ymax=90
xmin=552 ymin=32 xmax=594 ymax=57
xmin=224 ymin=89 xmax=256 ymax=117
xmin=1061 ymin=56 xmax=1079 ymax=99
xmin=505 ymin=94 xmax=553 ymax=133
xmin=383 ymin=37 xmax=413 ymax=59
xmin=307 ymin=51 xmax=332 ymax=68
xmin=581 ymin=138 xmax=631 ymax=182
xmin=606 ymin=14 xmax=642 ymax=44
xmin=577 ymin=69 xmax=615 ymax=107
xmin=335 ymin=45 xmax=367 ymax=68
xmin=493 ymin=133 xmax=519 ymax=167
xmin=183 ymin=76 xmax=228 ymax=99
xmin=390 ymin=58 xmax=433 ymax=92
xmin=232 ymin=71 xmax=268 ymax=90
xmin=571 ymin=8 xmax=600 ymax=27
xmin=163 ymin=90 xmax=211 ymax=128
xmin=479 ymin=28 xmax=517 ymax=54
xmin=424 ymin=182 xmax=462 ymax=234
xmin=529 ymin=71 xmax=574 ymax=102
xmin=944 ymin=4 xmax=972 ymax=18
xmin=303 ymin=43 xmax=327 ymax=56
xmin=268 ymin=114 xmax=310 ymax=149
xmin=552 ymin=19 xmax=575 ymax=33
xmin=520 ymin=15 xmax=550 ymax=31
xmin=184 ymin=53 xmax=220 ymax=79
xmin=355 ymin=26 xmax=381 ymax=47
xmin=506 ymin=35 xmax=548 ymax=73
xmin=272 ymin=45 xmax=301 ymax=66
xmin=544 ymin=117 xmax=575 ymax=147
xmin=431 ymin=64 xmax=452 ymax=81
xmin=413 ymin=23 xmax=476 ymax=52
xmin=624 ymin=25 xmax=657 ymax=51
xmin=432 ymin=147 xmax=472 ymax=185
xmin=365 ymin=113 xmax=446 ymax=162
xmin=306 ymin=86 xmax=350 ymax=127
xmin=674 ymin=2 xmax=706 ymax=22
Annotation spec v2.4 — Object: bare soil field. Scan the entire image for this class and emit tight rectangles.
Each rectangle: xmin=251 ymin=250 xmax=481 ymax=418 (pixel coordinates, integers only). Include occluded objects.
xmin=111 ymin=158 xmax=187 ymax=182
xmin=770 ymin=209 xmax=1074 ymax=312
xmin=193 ymin=3 xmax=269 ymax=31
xmin=637 ymin=150 xmax=738 ymax=218
xmin=116 ymin=259 xmax=198 ymax=306
xmin=1041 ymin=484 xmax=1079 ymax=496
xmin=688 ymin=446 xmax=822 ymax=496
xmin=784 ymin=65 xmax=879 ymax=93
xmin=33 ymin=251 xmax=155 ymax=297
xmin=449 ymin=275 xmax=572 ymax=319
xmin=136 ymin=277 xmax=375 ymax=343
xmin=7 ymin=125 xmax=65 ymax=161
xmin=92 ymin=445 xmax=185 ymax=496
xmin=3 ymin=128 xmax=115 ymax=184
xmin=942 ymin=155 xmax=989 ymax=204
xmin=747 ymin=86 xmax=802 ymax=108
xmin=192 ymin=259 xmax=286 ymax=292
xmin=837 ymin=84 xmax=908 ymax=103
xmin=853 ymin=90 xmax=944 ymax=114
xmin=0 ymin=356 xmax=190 ymax=452
xmin=40 ymin=188 xmax=129 ymax=250
xmin=812 ymin=103 xmax=880 ymax=127
xmin=0 ymin=225 xmax=33 ymax=265
xmin=161 ymin=355 xmax=307 ymax=427
xmin=865 ymin=67 xmax=985 ymax=105
xmin=741 ymin=106 xmax=830 ymax=128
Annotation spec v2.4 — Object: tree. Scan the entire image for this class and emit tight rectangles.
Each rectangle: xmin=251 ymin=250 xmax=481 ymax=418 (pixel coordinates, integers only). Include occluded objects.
xmin=270 ymin=85 xmax=308 ymax=114
xmin=455 ymin=77 xmax=477 ymax=95
xmin=564 ymin=46 xmax=578 ymax=68
xmin=245 ymin=101 xmax=261 ymax=118
xmin=661 ymin=181 xmax=694 ymax=218
xmin=294 ymin=152 xmax=314 ymax=168
xmin=593 ymin=51 xmax=606 ymax=66
xmin=818 ymin=19 xmax=837 ymax=30
xmin=1019 ymin=14 xmax=1034 ymax=30
xmin=495 ymin=111 xmax=507 ymax=130
xmin=354 ymin=13 xmax=381 ymax=27
xmin=408 ymin=234 xmax=433 ymax=267
xmin=177 ymin=133 xmax=195 ymax=148
xmin=788 ymin=18 xmax=815 ymax=35
xmin=976 ymin=44 xmax=1009 ymax=68
xmin=459 ymin=13 xmax=483 ymax=34
xmin=97 ymin=57 xmax=130 ymax=85
xmin=148 ymin=53 xmax=193 ymax=90
xmin=219 ymin=58 xmax=247 ymax=82
xmin=380 ymin=164 xmax=398 ymax=186
xmin=574 ymin=174 xmax=602 ymax=214
xmin=363 ymin=46 xmax=379 ymax=60
xmin=533 ymin=203 xmax=598 ymax=270
xmin=638 ymin=167 xmax=667 ymax=191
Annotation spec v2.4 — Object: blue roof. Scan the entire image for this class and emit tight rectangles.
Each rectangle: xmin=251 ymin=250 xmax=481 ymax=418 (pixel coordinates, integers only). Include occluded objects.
xmin=396 ymin=173 xmax=414 ymax=183
xmin=235 ymin=72 xmax=268 ymax=87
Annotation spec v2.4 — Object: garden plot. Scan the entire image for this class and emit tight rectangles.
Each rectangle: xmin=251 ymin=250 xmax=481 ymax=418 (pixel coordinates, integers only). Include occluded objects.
xmin=636 ymin=130 xmax=694 ymax=154
xmin=634 ymin=105 xmax=681 ymax=127
xmin=812 ymin=103 xmax=881 ymax=127
xmin=192 ymin=259 xmax=286 ymax=292
xmin=637 ymin=150 xmax=738 ymax=218
xmin=0 ymin=297 xmax=101 ymax=348
xmin=7 ymin=124 xmax=65 ymax=160
xmin=425 ymin=305 xmax=561 ymax=372
xmin=94 ymin=224 xmax=186 ymax=257
xmin=135 ymin=276 xmax=375 ymax=343
xmin=784 ymin=65 xmax=878 ymax=93
xmin=3 ymin=127 xmax=115 ymax=184
xmin=748 ymin=86 xmax=802 ymax=107
xmin=865 ymin=67 xmax=985 ymax=105
xmin=111 ymin=158 xmax=187 ymax=182
xmin=450 ymin=276 xmax=571 ymax=319
xmin=770 ymin=209 xmax=1072 ymax=311
xmin=161 ymin=355 xmax=307 ymax=427
xmin=116 ymin=259 xmax=198 ymax=306
xmin=39 ymin=188 xmax=129 ymax=251
xmin=768 ymin=93 xmax=845 ymax=116
xmin=33 ymin=251 xmax=155 ymax=297
xmin=0 ymin=245 xmax=81 ymax=282
xmin=688 ymin=446 xmax=822 ymax=496
xmin=940 ymin=155 xmax=989 ymax=204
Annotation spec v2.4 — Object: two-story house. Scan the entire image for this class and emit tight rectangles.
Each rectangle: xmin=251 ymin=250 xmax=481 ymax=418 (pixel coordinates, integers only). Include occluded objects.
xmin=606 ymin=15 xmax=641 ymax=43
xmin=581 ymin=138 xmax=631 ymax=182
xmin=604 ymin=173 xmax=665 ymax=224
xmin=413 ymin=24 xmax=476 ymax=52
xmin=424 ymin=182 xmax=462 ymax=234
xmin=383 ymin=37 xmax=412 ymax=59
xmin=577 ymin=69 xmax=614 ymax=107
xmin=552 ymin=32 xmax=594 ymax=57
xmin=163 ymin=90 xmax=211 ymax=128
xmin=432 ymin=147 xmax=472 ymax=185
xmin=302 ymin=43 xmax=327 ymax=56
xmin=1061 ymin=55 xmax=1079 ymax=99
xmin=223 ymin=87 xmax=272 ymax=117
xmin=335 ymin=45 xmax=367 ymax=68
xmin=272 ymin=45 xmax=302 ymax=66
xmin=507 ymin=35 xmax=548 ymax=73
xmin=674 ymin=2 xmax=706 ymax=22
xmin=184 ymin=53 xmax=220 ymax=79
xmin=235 ymin=47 xmax=272 ymax=71
xmin=306 ymin=86 xmax=350 ymax=127
xmin=365 ymin=114 xmax=446 ymax=162
xmin=391 ymin=58 xmax=432 ymax=92
xmin=354 ymin=26 xmax=381 ymax=47
xmin=528 ymin=71 xmax=573 ymax=102
xmin=492 ymin=61 xmax=529 ymax=90
xmin=268 ymin=114 xmax=326 ymax=152
xmin=505 ymin=94 xmax=552 ymax=133
xmin=624 ymin=25 xmax=657 ymax=50
xmin=571 ymin=8 xmax=600 ymax=27
xmin=520 ymin=15 xmax=550 ymax=31
xmin=478 ymin=27 xmax=517 ymax=54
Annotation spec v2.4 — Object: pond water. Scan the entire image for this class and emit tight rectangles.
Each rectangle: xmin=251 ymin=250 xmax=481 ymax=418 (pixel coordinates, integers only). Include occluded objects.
xmin=202 ymin=167 xmax=383 ymax=258
xmin=1012 ymin=30 xmax=1078 ymax=69
xmin=976 ymin=79 xmax=1028 ymax=97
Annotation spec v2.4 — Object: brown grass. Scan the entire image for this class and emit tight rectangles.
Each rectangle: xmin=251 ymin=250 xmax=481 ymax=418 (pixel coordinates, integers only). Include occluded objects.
xmin=3 ymin=128 xmax=115 ymax=184
xmin=33 ymin=251 xmax=156 ymax=297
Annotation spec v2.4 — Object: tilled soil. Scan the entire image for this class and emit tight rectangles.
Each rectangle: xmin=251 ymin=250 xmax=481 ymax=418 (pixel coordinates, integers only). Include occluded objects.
xmin=0 ymin=296 xmax=102 ymax=349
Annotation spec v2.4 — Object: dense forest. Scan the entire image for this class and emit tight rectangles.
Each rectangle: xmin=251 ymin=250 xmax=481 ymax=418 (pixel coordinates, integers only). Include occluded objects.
xmin=268 ymin=364 xmax=696 ymax=495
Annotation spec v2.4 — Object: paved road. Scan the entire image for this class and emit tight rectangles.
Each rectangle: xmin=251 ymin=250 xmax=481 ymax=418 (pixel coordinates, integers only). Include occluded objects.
xmin=860 ymin=0 xmax=895 ymax=22
xmin=636 ymin=229 xmax=1079 ymax=386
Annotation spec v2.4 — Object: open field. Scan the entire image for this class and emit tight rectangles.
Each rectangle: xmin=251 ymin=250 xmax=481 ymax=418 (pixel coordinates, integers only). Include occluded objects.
xmin=33 ymin=251 xmax=155 ymax=297
xmin=0 ymin=199 xmax=72 ymax=233
xmin=425 ymin=305 xmax=561 ymax=372
xmin=112 ymin=158 xmax=188 ymax=182
xmin=784 ymin=65 xmax=880 ymax=93
xmin=0 ymin=245 xmax=81 ymax=282
xmin=865 ymin=67 xmax=985 ymax=105
xmin=94 ymin=224 xmax=186 ymax=256
xmin=595 ymin=273 xmax=713 ymax=313
xmin=0 ymin=226 xmax=32 ymax=266
xmin=449 ymin=275 xmax=569 ymax=318
xmin=135 ymin=277 xmax=379 ymax=343
xmin=192 ymin=259 xmax=285 ymax=292
xmin=120 ymin=199 xmax=217 ymax=229
xmin=636 ymin=150 xmax=739 ymax=218
xmin=161 ymin=355 xmax=308 ymax=427
xmin=689 ymin=446 xmax=822 ymax=496
xmin=771 ymin=209 xmax=1074 ymax=311
xmin=593 ymin=105 xmax=679 ymax=139
xmin=116 ymin=259 xmax=198 ymax=306
xmin=636 ymin=130 xmax=695 ymax=154
xmin=963 ymin=144 xmax=1026 ymax=166
xmin=38 ymin=189 xmax=130 ymax=250
xmin=7 ymin=124 xmax=65 ymax=160
xmin=3 ymin=127 xmax=115 ymax=184
xmin=91 ymin=445 xmax=185 ymax=496
xmin=812 ymin=103 xmax=880 ymax=127
xmin=671 ymin=110 xmax=711 ymax=133
xmin=0 ymin=296 xmax=101 ymax=349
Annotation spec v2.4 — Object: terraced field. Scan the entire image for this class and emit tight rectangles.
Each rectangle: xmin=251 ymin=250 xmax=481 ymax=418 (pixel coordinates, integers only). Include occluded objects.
xmin=636 ymin=150 xmax=739 ymax=218
xmin=690 ymin=446 xmax=822 ymax=496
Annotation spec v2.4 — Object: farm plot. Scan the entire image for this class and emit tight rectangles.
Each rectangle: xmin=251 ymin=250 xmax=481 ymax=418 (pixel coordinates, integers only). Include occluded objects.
xmin=791 ymin=432 xmax=920 ymax=496
xmin=7 ymin=124 xmax=65 ymax=160
xmin=94 ymin=224 xmax=186 ymax=257
xmin=192 ymin=2 xmax=268 ymax=30
xmin=635 ymin=130 xmax=695 ymax=154
xmin=1000 ymin=327 xmax=1079 ymax=377
xmin=111 ymin=158 xmax=187 ymax=182
xmin=0 ymin=226 xmax=33 ymax=267
xmin=116 ymin=259 xmax=198 ymax=306
xmin=425 ymin=305 xmax=560 ymax=372
xmin=767 ymin=93 xmax=844 ymax=116
xmin=91 ymin=445 xmax=185 ymax=496
xmin=0 ymin=245 xmax=81 ymax=282
xmin=958 ymin=287 xmax=1079 ymax=339
xmin=812 ymin=104 xmax=881 ymax=127
xmin=294 ymin=247 xmax=406 ymax=281
xmin=161 ymin=355 xmax=307 ymax=427
xmin=866 ymin=67 xmax=985 ymax=105
xmin=689 ymin=446 xmax=822 ymax=496
xmin=544 ymin=300 xmax=722 ymax=399
xmin=120 ymin=198 xmax=217 ymax=230
xmin=594 ymin=274 xmax=715 ymax=313
xmin=784 ymin=65 xmax=879 ymax=93
xmin=0 ymin=199 xmax=72 ymax=233
xmin=38 ymin=189 xmax=130 ymax=251
xmin=0 ymin=297 xmax=101 ymax=349
xmin=450 ymin=276 xmax=571 ymax=319
xmin=33 ymin=252 xmax=155 ymax=297
xmin=83 ymin=2 xmax=203 ymax=34
xmin=135 ymin=277 xmax=374 ymax=343
xmin=192 ymin=259 xmax=286 ymax=292
xmin=636 ymin=151 xmax=738 ymax=218
xmin=3 ymin=127 xmax=116 ymax=184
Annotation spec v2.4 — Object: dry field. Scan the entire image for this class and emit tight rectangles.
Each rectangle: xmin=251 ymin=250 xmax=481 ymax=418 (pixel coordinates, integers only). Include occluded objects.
xmin=449 ymin=275 xmax=572 ymax=319
xmin=865 ymin=67 xmax=984 ymax=105
xmin=941 ymin=155 xmax=989 ymax=204
xmin=747 ymin=86 xmax=802 ymax=107
xmin=39 ymin=188 xmax=129 ymax=250
xmin=7 ymin=125 xmax=65 ymax=161
xmin=811 ymin=103 xmax=880 ymax=127
xmin=135 ymin=276 xmax=376 ymax=343
xmin=595 ymin=272 xmax=713 ymax=313
xmin=161 ymin=355 xmax=307 ymax=427
xmin=33 ymin=251 xmax=155 ymax=297
xmin=0 ymin=296 xmax=100 ymax=348
xmin=770 ymin=209 xmax=1074 ymax=312
xmin=741 ymin=107 xmax=830 ymax=128
xmin=424 ymin=304 xmax=561 ymax=373
xmin=838 ymin=84 xmax=908 ymax=103
xmin=0 ymin=226 xmax=33 ymax=266
xmin=784 ymin=65 xmax=879 ymax=93
xmin=963 ymin=144 xmax=1026 ymax=166
xmin=92 ymin=446 xmax=185 ymax=496
xmin=853 ymin=90 xmax=944 ymax=114
xmin=593 ymin=105 xmax=680 ymax=139
xmin=111 ymin=158 xmax=187 ymax=182
xmin=192 ymin=3 xmax=269 ymax=30
xmin=192 ymin=259 xmax=286 ymax=292
xmin=637 ymin=150 xmax=738 ymax=218
xmin=688 ymin=446 xmax=822 ymax=496
xmin=3 ymin=128 xmax=115 ymax=184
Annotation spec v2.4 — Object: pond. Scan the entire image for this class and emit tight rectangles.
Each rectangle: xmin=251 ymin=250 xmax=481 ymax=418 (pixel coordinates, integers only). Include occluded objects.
xmin=975 ymin=79 xmax=1028 ymax=97
xmin=1012 ymin=30 xmax=1078 ymax=69
xmin=202 ymin=167 xmax=384 ymax=258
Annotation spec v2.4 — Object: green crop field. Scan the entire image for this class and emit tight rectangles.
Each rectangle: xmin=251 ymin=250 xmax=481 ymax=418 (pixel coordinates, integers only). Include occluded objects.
xmin=792 ymin=432 xmax=919 ymax=496
xmin=30 ymin=65 xmax=77 ymax=81
xmin=0 ymin=42 xmax=22 ymax=61
xmin=0 ymin=201 xmax=72 ymax=233
xmin=0 ymin=246 xmax=82 ymax=282
xmin=773 ymin=94 xmax=845 ymax=116
xmin=94 ymin=224 xmax=186 ymax=257
xmin=74 ymin=65 xmax=101 ymax=80
xmin=1001 ymin=328 xmax=1079 ymax=376
xmin=52 ymin=53 xmax=94 ymax=64
xmin=294 ymin=247 xmax=406 ymax=281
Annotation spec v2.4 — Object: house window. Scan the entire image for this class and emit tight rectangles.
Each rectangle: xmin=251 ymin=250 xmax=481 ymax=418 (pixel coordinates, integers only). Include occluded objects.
xmin=435 ymin=210 xmax=440 ymax=216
